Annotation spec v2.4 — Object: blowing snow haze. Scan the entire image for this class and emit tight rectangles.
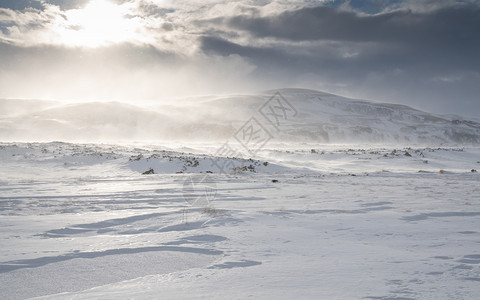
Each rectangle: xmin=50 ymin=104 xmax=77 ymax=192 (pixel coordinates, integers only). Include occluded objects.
xmin=0 ymin=0 xmax=479 ymax=138
xmin=1 ymin=88 xmax=480 ymax=144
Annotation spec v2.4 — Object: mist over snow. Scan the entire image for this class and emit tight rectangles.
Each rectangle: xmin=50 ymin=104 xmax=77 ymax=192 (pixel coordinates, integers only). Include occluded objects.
xmin=1 ymin=89 xmax=479 ymax=145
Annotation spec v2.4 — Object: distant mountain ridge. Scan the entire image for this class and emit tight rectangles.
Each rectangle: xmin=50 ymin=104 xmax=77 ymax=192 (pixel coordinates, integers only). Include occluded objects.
xmin=258 ymin=89 xmax=480 ymax=144
xmin=0 ymin=88 xmax=479 ymax=145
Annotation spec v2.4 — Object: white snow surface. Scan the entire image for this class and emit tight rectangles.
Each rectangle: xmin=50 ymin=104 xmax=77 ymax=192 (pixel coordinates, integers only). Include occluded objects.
xmin=0 ymin=141 xmax=479 ymax=299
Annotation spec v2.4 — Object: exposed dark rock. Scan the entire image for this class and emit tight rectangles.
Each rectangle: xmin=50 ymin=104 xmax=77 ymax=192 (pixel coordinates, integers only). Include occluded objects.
xmin=142 ymin=168 xmax=155 ymax=175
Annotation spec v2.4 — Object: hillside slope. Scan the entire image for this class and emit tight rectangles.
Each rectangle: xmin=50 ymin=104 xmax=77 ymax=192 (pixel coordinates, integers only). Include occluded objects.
xmin=0 ymin=89 xmax=479 ymax=144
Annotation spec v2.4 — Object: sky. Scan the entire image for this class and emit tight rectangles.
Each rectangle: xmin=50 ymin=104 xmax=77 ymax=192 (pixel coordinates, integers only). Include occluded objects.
xmin=0 ymin=0 xmax=479 ymax=118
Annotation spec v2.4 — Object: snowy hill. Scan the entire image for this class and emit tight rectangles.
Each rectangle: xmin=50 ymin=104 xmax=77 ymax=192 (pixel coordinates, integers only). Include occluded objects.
xmin=1 ymin=89 xmax=479 ymax=144
xmin=259 ymin=89 xmax=480 ymax=144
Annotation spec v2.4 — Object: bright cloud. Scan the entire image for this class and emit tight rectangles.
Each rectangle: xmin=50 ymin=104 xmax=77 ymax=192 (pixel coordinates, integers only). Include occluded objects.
xmin=60 ymin=0 xmax=142 ymax=47
xmin=0 ymin=1 xmax=162 ymax=47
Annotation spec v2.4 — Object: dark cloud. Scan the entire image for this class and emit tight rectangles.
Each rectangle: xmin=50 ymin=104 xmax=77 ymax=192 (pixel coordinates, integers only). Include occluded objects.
xmin=201 ymin=4 xmax=480 ymax=74
xmin=204 ymin=3 xmax=480 ymax=74
xmin=325 ymin=0 xmax=476 ymax=14
xmin=0 ymin=0 xmax=115 ymax=11
xmin=328 ymin=0 xmax=404 ymax=13
xmin=201 ymin=36 xmax=374 ymax=77
xmin=201 ymin=36 xmax=281 ymax=65
xmin=0 ymin=0 xmax=44 ymax=10
xmin=224 ymin=4 xmax=480 ymax=46
xmin=43 ymin=0 xmax=90 ymax=10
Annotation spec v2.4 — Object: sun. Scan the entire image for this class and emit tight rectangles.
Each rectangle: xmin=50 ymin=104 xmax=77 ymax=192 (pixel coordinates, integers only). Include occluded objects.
xmin=61 ymin=0 xmax=140 ymax=47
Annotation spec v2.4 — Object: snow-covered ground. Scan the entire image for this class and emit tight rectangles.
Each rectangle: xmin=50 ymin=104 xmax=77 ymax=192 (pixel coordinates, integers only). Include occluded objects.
xmin=1 ymin=142 xmax=479 ymax=299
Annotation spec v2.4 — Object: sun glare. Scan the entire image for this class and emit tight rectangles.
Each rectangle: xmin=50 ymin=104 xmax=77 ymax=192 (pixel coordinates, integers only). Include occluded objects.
xmin=62 ymin=0 xmax=140 ymax=47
